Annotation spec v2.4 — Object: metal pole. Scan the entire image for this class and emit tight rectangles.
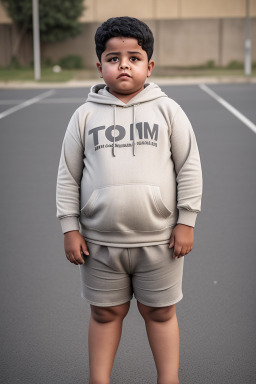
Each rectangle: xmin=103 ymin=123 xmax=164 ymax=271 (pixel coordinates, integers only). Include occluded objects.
xmin=32 ymin=0 xmax=41 ymax=80
xmin=244 ymin=0 xmax=251 ymax=76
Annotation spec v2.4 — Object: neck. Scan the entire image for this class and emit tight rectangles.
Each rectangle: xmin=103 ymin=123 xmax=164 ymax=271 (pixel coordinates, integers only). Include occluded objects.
xmin=108 ymin=86 xmax=145 ymax=104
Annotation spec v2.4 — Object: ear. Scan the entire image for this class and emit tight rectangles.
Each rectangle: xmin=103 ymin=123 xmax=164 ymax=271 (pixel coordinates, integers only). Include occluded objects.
xmin=96 ymin=62 xmax=103 ymax=78
xmin=147 ymin=59 xmax=155 ymax=78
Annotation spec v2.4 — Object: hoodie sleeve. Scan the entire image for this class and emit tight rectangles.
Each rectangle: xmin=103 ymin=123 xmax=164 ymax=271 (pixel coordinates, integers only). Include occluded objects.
xmin=56 ymin=109 xmax=85 ymax=234
xmin=170 ymin=106 xmax=203 ymax=227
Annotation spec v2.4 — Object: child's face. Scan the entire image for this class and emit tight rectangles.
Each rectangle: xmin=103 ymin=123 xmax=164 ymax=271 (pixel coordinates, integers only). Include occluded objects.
xmin=96 ymin=37 xmax=154 ymax=102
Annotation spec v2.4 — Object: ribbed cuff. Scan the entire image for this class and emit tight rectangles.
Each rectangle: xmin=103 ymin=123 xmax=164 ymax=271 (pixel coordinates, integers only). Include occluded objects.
xmin=60 ymin=216 xmax=80 ymax=234
xmin=177 ymin=209 xmax=198 ymax=228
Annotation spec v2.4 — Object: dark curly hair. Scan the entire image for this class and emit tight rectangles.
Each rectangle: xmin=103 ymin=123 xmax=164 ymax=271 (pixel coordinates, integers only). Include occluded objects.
xmin=95 ymin=17 xmax=154 ymax=62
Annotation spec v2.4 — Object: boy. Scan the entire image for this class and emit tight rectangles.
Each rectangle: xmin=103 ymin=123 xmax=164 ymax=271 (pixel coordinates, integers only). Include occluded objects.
xmin=56 ymin=16 xmax=202 ymax=384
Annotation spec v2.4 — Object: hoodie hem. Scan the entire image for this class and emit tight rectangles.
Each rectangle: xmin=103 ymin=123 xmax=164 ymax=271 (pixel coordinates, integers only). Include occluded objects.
xmin=81 ymin=226 xmax=174 ymax=248
xmin=82 ymin=238 xmax=171 ymax=248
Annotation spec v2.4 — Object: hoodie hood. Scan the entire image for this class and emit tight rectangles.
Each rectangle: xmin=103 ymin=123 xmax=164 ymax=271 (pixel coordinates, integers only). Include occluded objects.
xmin=86 ymin=83 xmax=168 ymax=156
xmin=86 ymin=82 xmax=168 ymax=106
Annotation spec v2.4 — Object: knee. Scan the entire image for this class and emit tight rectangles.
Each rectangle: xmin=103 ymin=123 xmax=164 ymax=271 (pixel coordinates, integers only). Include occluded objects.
xmin=91 ymin=301 xmax=130 ymax=324
xmin=137 ymin=301 xmax=176 ymax=323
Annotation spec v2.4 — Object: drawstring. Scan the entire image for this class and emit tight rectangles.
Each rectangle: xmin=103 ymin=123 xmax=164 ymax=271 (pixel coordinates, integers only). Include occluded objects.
xmin=112 ymin=104 xmax=137 ymax=157
xmin=132 ymin=104 xmax=136 ymax=156
xmin=112 ymin=105 xmax=116 ymax=157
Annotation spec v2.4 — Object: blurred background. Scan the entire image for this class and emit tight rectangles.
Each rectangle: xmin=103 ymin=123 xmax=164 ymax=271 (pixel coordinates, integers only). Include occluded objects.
xmin=0 ymin=0 xmax=255 ymax=82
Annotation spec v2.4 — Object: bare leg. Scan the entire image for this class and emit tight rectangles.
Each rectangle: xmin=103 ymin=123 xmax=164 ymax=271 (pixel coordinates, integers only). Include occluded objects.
xmin=137 ymin=301 xmax=180 ymax=384
xmin=89 ymin=301 xmax=130 ymax=384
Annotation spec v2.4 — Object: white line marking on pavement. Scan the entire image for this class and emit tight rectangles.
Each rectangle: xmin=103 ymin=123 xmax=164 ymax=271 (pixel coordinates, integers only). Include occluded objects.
xmin=0 ymin=90 xmax=55 ymax=120
xmin=198 ymin=84 xmax=256 ymax=135
xmin=0 ymin=97 xmax=84 ymax=105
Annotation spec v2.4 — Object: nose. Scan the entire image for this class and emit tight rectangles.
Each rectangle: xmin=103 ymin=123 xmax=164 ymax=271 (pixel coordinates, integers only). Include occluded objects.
xmin=119 ymin=59 xmax=130 ymax=70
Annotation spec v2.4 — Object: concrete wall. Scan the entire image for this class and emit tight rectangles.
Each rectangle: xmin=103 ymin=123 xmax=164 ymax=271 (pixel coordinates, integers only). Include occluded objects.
xmin=0 ymin=24 xmax=33 ymax=66
xmin=41 ymin=18 xmax=256 ymax=69
xmin=79 ymin=0 xmax=256 ymax=21
xmin=41 ymin=22 xmax=98 ymax=68
xmin=156 ymin=19 xmax=220 ymax=66
xmin=1 ymin=0 xmax=256 ymax=68
xmin=1 ymin=0 xmax=256 ymax=23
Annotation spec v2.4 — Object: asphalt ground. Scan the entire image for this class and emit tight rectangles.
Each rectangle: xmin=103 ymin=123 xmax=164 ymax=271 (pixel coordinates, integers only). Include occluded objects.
xmin=0 ymin=83 xmax=256 ymax=383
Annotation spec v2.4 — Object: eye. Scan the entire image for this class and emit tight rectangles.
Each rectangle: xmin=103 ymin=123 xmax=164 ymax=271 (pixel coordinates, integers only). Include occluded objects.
xmin=130 ymin=56 xmax=139 ymax=62
xmin=108 ymin=57 xmax=119 ymax=63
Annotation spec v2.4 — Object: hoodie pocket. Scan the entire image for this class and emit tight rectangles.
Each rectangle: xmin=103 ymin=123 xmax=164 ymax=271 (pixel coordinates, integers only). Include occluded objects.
xmin=80 ymin=184 xmax=173 ymax=232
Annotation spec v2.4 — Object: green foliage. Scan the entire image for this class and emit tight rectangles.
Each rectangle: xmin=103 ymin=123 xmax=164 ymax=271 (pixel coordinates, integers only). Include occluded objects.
xmin=43 ymin=57 xmax=54 ymax=68
xmin=9 ymin=56 xmax=21 ymax=69
xmin=2 ymin=0 xmax=84 ymax=43
xmin=226 ymin=60 xmax=243 ymax=69
xmin=0 ymin=67 xmax=75 ymax=82
xmin=58 ymin=54 xmax=84 ymax=69
xmin=206 ymin=60 xmax=215 ymax=68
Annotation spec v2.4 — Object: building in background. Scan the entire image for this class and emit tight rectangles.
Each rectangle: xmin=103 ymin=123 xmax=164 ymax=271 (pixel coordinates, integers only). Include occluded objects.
xmin=0 ymin=0 xmax=256 ymax=68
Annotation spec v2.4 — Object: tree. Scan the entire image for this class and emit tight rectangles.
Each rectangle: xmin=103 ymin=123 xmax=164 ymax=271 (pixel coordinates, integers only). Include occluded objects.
xmin=2 ymin=0 xmax=85 ymax=57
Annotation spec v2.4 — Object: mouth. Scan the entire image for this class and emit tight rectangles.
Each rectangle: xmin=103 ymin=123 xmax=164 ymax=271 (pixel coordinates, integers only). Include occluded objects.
xmin=117 ymin=73 xmax=131 ymax=79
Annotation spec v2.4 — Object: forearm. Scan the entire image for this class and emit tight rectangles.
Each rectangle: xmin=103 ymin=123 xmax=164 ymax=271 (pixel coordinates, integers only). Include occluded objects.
xmin=56 ymin=110 xmax=84 ymax=233
xmin=170 ymin=106 xmax=203 ymax=227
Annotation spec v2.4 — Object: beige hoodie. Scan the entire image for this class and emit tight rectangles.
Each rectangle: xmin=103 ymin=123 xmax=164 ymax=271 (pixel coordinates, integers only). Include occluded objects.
xmin=56 ymin=83 xmax=203 ymax=247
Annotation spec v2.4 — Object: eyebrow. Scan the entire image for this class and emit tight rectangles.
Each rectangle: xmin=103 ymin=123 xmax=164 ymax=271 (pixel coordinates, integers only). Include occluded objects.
xmin=105 ymin=51 xmax=142 ymax=57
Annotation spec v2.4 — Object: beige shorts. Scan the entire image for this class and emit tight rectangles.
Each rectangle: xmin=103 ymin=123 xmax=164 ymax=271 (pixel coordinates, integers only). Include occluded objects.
xmin=79 ymin=241 xmax=184 ymax=308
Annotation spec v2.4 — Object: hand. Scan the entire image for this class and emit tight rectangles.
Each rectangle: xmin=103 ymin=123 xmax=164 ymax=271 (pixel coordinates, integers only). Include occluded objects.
xmin=169 ymin=224 xmax=194 ymax=259
xmin=64 ymin=230 xmax=89 ymax=265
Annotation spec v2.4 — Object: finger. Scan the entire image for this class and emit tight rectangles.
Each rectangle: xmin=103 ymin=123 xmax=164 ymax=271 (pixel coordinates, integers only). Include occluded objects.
xmin=78 ymin=251 xmax=85 ymax=265
xmin=173 ymin=245 xmax=182 ymax=259
xmin=71 ymin=254 xmax=79 ymax=265
xmin=178 ymin=247 xmax=191 ymax=258
xmin=180 ymin=247 xmax=187 ymax=257
xmin=68 ymin=253 xmax=79 ymax=265
xmin=82 ymin=243 xmax=89 ymax=256
xmin=169 ymin=234 xmax=174 ymax=248
xmin=183 ymin=247 xmax=192 ymax=256
xmin=74 ymin=252 xmax=85 ymax=265
xmin=79 ymin=250 xmax=85 ymax=264
xmin=65 ymin=252 xmax=72 ymax=262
